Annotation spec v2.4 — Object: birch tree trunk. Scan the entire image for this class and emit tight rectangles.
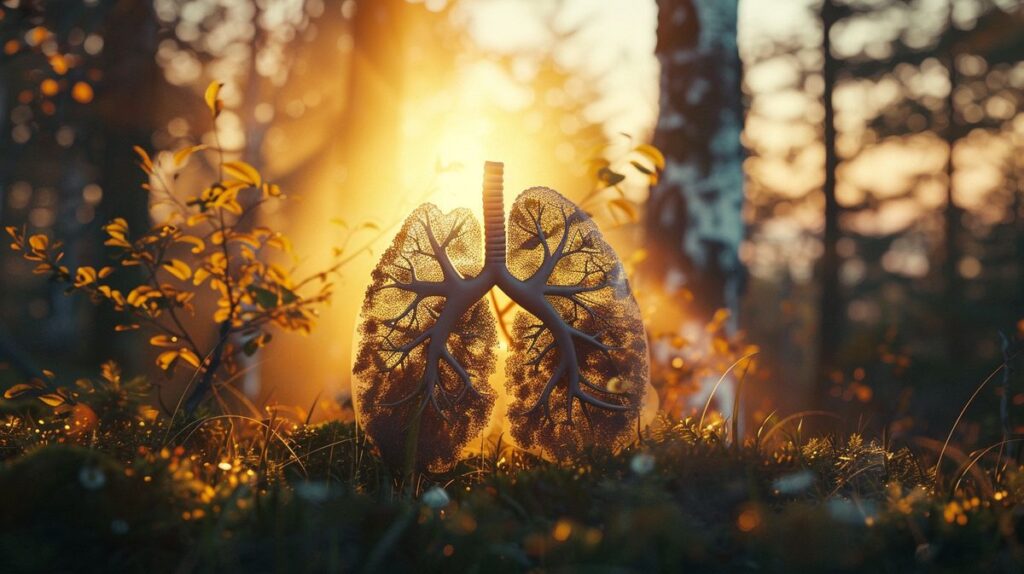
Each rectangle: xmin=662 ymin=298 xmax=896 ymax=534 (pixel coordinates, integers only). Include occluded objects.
xmin=647 ymin=0 xmax=745 ymax=327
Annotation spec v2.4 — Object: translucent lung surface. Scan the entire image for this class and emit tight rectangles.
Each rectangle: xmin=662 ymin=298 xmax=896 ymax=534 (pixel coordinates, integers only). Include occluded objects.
xmin=353 ymin=205 xmax=498 ymax=472
xmin=355 ymin=178 xmax=649 ymax=469
xmin=505 ymin=188 xmax=648 ymax=458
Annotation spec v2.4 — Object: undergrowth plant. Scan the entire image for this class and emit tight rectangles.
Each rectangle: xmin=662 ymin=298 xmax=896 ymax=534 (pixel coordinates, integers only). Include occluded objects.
xmin=5 ymin=82 xmax=353 ymax=416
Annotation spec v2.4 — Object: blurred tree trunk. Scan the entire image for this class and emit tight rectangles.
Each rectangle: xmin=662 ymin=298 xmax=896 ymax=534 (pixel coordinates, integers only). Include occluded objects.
xmin=92 ymin=0 xmax=161 ymax=368
xmin=0 ymin=66 xmax=41 ymax=378
xmin=942 ymin=9 xmax=963 ymax=364
xmin=816 ymin=0 xmax=842 ymax=403
xmin=646 ymin=0 xmax=745 ymax=327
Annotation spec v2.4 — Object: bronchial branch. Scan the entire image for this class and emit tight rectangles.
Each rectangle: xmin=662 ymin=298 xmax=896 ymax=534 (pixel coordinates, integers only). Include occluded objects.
xmin=355 ymin=161 xmax=649 ymax=471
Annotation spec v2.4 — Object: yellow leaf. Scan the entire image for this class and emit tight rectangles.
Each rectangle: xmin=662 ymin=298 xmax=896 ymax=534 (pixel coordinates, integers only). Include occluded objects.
xmin=262 ymin=183 xmax=282 ymax=198
xmin=127 ymin=286 xmax=158 ymax=307
xmin=149 ymin=335 xmax=179 ymax=348
xmin=221 ymin=200 xmax=243 ymax=215
xmin=178 ymin=348 xmax=201 ymax=368
xmin=186 ymin=213 xmax=210 ymax=227
xmin=608 ymin=198 xmax=639 ymax=224
xmin=231 ymin=233 xmax=260 ymax=249
xmin=28 ymin=234 xmax=49 ymax=252
xmin=634 ymin=144 xmax=666 ymax=171
xmin=177 ymin=235 xmax=205 ymax=254
xmin=162 ymin=259 xmax=191 ymax=281
xmin=213 ymin=304 xmax=231 ymax=323
xmin=223 ymin=160 xmax=261 ymax=186
xmin=193 ymin=268 xmax=211 ymax=286
xmin=266 ymin=233 xmax=292 ymax=253
xmin=133 ymin=146 xmax=154 ymax=174
xmin=4 ymin=382 xmax=42 ymax=399
xmin=37 ymin=393 xmax=66 ymax=407
xmin=204 ymin=81 xmax=224 ymax=118
xmin=98 ymin=285 xmax=126 ymax=306
xmin=173 ymin=144 xmax=207 ymax=168
xmin=97 ymin=266 xmax=114 ymax=279
xmin=114 ymin=324 xmax=139 ymax=332
xmin=74 ymin=266 xmax=97 ymax=287
xmin=103 ymin=218 xmax=131 ymax=248
xmin=156 ymin=350 xmax=179 ymax=371
xmin=100 ymin=361 xmax=121 ymax=384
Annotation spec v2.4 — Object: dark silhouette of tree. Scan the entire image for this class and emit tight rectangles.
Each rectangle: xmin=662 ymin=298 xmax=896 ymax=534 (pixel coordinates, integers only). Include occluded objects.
xmin=816 ymin=0 xmax=842 ymax=403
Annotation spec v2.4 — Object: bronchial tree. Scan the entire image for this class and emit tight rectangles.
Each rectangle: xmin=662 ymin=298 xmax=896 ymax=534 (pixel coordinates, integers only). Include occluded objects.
xmin=354 ymin=163 xmax=648 ymax=471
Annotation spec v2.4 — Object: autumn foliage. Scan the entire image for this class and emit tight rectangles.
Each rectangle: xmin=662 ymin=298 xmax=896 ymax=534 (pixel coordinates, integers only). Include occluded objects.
xmin=5 ymin=82 xmax=336 ymax=414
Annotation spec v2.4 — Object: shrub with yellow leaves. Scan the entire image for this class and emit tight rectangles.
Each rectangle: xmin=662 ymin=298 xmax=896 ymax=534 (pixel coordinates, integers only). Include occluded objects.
xmin=5 ymin=81 xmax=341 ymax=415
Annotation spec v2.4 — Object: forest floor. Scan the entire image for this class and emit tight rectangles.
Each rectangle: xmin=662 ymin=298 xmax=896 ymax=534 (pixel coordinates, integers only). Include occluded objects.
xmin=1 ymin=387 xmax=1023 ymax=574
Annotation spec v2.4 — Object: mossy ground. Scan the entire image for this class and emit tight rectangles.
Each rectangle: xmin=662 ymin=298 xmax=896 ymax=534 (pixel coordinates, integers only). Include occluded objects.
xmin=2 ymin=394 xmax=1023 ymax=573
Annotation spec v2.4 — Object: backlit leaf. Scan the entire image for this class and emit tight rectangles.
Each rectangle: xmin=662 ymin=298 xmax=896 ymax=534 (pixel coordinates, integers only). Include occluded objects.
xmin=28 ymin=234 xmax=48 ymax=252
xmin=204 ymin=81 xmax=224 ymax=118
xmin=133 ymin=146 xmax=154 ymax=174
xmin=178 ymin=348 xmax=201 ymax=368
xmin=223 ymin=160 xmax=261 ymax=186
xmin=177 ymin=235 xmax=205 ymax=254
xmin=74 ymin=266 xmax=97 ymax=287
xmin=149 ymin=335 xmax=179 ymax=348
xmin=173 ymin=144 xmax=207 ymax=168
xmin=37 ymin=393 xmax=66 ymax=407
xmin=156 ymin=350 xmax=180 ymax=372
xmin=634 ymin=143 xmax=666 ymax=171
xmin=4 ymin=382 xmax=42 ymax=399
xmin=162 ymin=259 xmax=192 ymax=281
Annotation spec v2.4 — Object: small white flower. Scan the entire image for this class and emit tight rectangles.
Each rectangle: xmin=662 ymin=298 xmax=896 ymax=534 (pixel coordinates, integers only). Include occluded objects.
xmin=630 ymin=453 xmax=656 ymax=476
xmin=78 ymin=465 xmax=106 ymax=490
xmin=421 ymin=485 xmax=450 ymax=509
